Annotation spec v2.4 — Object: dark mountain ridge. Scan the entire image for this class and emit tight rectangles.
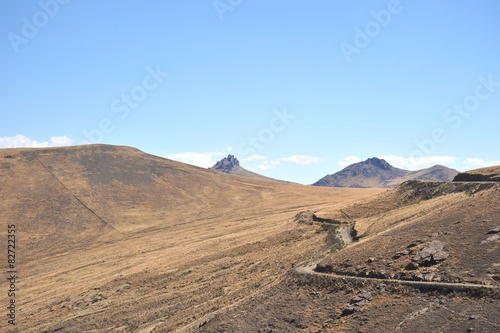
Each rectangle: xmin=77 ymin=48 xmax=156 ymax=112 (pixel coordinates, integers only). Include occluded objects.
xmin=314 ymin=157 xmax=459 ymax=188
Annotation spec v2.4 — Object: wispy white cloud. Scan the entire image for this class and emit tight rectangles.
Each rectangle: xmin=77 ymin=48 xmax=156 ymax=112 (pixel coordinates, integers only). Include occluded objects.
xmin=166 ymin=151 xmax=226 ymax=168
xmin=242 ymin=154 xmax=267 ymax=162
xmin=463 ymin=158 xmax=484 ymax=166
xmin=0 ymin=135 xmax=74 ymax=148
xmin=338 ymin=155 xmax=362 ymax=168
xmin=254 ymin=155 xmax=321 ymax=171
xmin=381 ymin=155 xmax=457 ymax=170
xmin=462 ymin=158 xmax=500 ymax=168
xmin=257 ymin=160 xmax=281 ymax=170
xmin=281 ymin=155 xmax=322 ymax=165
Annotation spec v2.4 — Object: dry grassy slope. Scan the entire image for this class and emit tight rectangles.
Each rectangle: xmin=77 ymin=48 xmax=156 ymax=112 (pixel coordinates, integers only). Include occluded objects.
xmin=221 ymin=164 xmax=280 ymax=181
xmin=454 ymin=165 xmax=500 ymax=181
xmin=0 ymin=145 xmax=382 ymax=333
xmin=384 ymin=165 xmax=459 ymax=187
xmin=316 ymin=181 xmax=500 ymax=285
xmin=193 ymin=272 xmax=500 ymax=333
xmin=193 ymin=181 xmax=500 ymax=333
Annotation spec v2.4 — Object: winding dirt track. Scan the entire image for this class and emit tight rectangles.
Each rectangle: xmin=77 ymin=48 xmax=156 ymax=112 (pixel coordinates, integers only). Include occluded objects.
xmin=294 ymin=263 xmax=500 ymax=293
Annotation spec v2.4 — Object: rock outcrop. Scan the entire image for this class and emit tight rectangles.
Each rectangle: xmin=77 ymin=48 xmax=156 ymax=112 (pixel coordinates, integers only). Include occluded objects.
xmin=210 ymin=155 xmax=281 ymax=181
xmin=487 ymin=227 xmax=500 ymax=235
xmin=341 ymin=291 xmax=372 ymax=317
xmin=406 ymin=240 xmax=449 ymax=270
xmin=211 ymin=154 xmax=240 ymax=173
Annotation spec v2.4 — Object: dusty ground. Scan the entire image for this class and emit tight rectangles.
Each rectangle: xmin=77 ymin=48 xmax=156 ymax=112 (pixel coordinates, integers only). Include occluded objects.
xmin=0 ymin=145 xmax=381 ymax=332
xmin=316 ymin=181 xmax=500 ymax=286
xmin=1 ymin=146 xmax=498 ymax=332
xmin=191 ymin=181 xmax=500 ymax=333
xmin=193 ymin=272 xmax=500 ymax=333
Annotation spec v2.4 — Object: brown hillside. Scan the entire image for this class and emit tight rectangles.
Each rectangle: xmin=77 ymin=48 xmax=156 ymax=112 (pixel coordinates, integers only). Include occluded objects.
xmin=2 ymin=145 xmax=498 ymax=333
xmin=316 ymin=181 xmax=500 ymax=286
xmin=454 ymin=165 xmax=500 ymax=182
xmin=0 ymin=144 xmax=381 ymax=332
xmin=194 ymin=181 xmax=500 ymax=333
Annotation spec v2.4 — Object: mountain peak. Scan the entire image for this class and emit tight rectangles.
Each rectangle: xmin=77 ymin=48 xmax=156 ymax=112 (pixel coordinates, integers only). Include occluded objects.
xmin=211 ymin=155 xmax=240 ymax=173
xmin=210 ymin=155 xmax=284 ymax=182
xmin=364 ymin=157 xmax=392 ymax=170
xmin=314 ymin=157 xmax=458 ymax=188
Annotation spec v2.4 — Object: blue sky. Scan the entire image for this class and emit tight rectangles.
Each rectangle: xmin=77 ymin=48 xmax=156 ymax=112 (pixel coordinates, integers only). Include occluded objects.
xmin=1 ymin=0 xmax=499 ymax=184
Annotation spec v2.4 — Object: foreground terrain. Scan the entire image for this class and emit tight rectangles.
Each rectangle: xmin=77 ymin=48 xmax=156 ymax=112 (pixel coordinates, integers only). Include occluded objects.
xmin=1 ymin=145 xmax=498 ymax=332
xmin=1 ymin=145 xmax=380 ymax=332
xmin=193 ymin=179 xmax=500 ymax=332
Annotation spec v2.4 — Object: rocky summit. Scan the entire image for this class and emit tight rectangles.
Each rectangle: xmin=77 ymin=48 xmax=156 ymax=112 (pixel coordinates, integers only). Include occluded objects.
xmin=210 ymin=154 xmax=282 ymax=181
xmin=211 ymin=154 xmax=240 ymax=173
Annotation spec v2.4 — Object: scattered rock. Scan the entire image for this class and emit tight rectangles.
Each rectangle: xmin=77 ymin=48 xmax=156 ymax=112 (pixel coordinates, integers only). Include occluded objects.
xmin=341 ymin=292 xmax=372 ymax=317
xmin=407 ymin=240 xmax=449 ymax=269
xmin=481 ymin=235 xmax=500 ymax=245
xmin=487 ymin=226 xmax=500 ymax=234
xmin=415 ymin=272 xmax=440 ymax=282
xmin=405 ymin=262 xmax=419 ymax=271
xmin=294 ymin=211 xmax=314 ymax=225
xmin=406 ymin=240 xmax=424 ymax=249
xmin=393 ymin=250 xmax=409 ymax=259
xmin=358 ymin=270 xmax=387 ymax=279
xmin=340 ymin=260 xmax=353 ymax=268
xmin=351 ymin=292 xmax=372 ymax=304
xmin=432 ymin=249 xmax=449 ymax=262
xmin=341 ymin=306 xmax=357 ymax=317
xmin=258 ymin=329 xmax=274 ymax=333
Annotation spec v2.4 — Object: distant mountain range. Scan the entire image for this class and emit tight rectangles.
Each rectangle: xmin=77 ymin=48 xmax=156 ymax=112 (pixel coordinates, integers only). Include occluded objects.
xmin=210 ymin=155 xmax=278 ymax=181
xmin=313 ymin=157 xmax=459 ymax=188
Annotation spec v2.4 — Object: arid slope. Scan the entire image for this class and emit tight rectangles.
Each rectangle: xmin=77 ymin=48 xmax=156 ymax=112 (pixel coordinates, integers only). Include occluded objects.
xmin=194 ymin=181 xmax=500 ymax=333
xmin=0 ymin=145 xmax=381 ymax=333
xmin=454 ymin=165 xmax=500 ymax=181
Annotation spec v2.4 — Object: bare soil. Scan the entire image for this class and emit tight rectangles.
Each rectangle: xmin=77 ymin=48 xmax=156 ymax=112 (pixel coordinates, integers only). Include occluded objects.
xmin=1 ymin=146 xmax=498 ymax=333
